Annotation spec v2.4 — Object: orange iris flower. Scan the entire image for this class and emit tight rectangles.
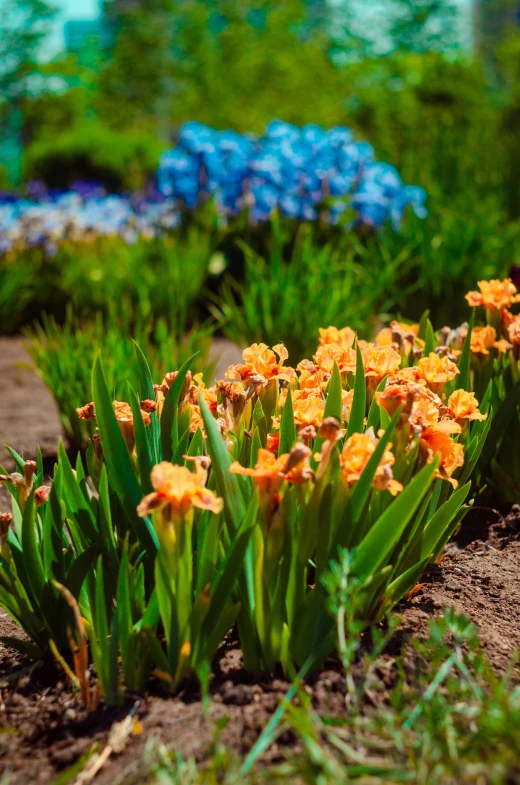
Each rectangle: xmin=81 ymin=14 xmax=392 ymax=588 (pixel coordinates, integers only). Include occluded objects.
xmin=339 ymin=429 xmax=402 ymax=495
xmin=137 ymin=461 xmax=223 ymax=521
xmin=447 ymin=390 xmax=487 ymax=424
xmin=465 ymin=278 xmax=520 ymax=313
xmin=230 ymin=446 xmax=313 ymax=498
xmin=362 ymin=345 xmax=402 ymax=386
xmin=226 ymin=343 xmax=295 ymax=383
xmin=416 ymin=353 xmax=459 ymax=394
xmin=420 ymin=420 xmax=464 ymax=487
xmin=318 ymin=326 xmax=356 ymax=349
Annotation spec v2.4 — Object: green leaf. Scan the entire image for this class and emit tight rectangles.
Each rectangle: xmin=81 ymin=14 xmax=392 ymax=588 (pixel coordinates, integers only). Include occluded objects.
xmin=42 ymin=486 xmax=66 ymax=583
xmin=350 ymin=408 xmax=401 ymax=524
xmin=57 ymin=441 xmax=98 ymax=545
xmin=91 ymin=556 xmax=109 ymax=690
xmin=279 ymin=386 xmax=296 ymax=454
xmin=172 ymin=427 xmax=191 ymax=465
xmin=346 ymin=343 xmax=366 ymax=438
xmin=187 ymin=427 xmax=204 ymax=460
xmin=203 ymin=494 xmax=258 ymax=636
xmin=97 ymin=465 xmax=118 ymax=570
xmin=419 ymin=483 xmax=471 ymax=561
xmin=455 ymin=311 xmax=474 ymax=392
xmin=424 ymin=319 xmax=436 ymax=356
xmin=21 ymin=490 xmax=46 ymax=604
xmin=65 ymin=546 xmax=98 ymax=601
xmin=160 ymin=354 xmax=197 ymax=462
xmin=0 ymin=637 xmax=43 ymax=659
xmin=477 ymin=380 xmax=520 ymax=474
xmin=133 ymin=340 xmax=160 ymax=464
xmin=383 ymin=557 xmax=431 ymax=612
xmin=366 ymin=377 xmax=387 ymax=431
xmin=397 ymin=479 xmax=465 ymax=575
xmin=5 ymin=446 xmax=25 ymax=473
xmin=352 ymin=458 xmax=439 ymax=579
xmin=323 ymin=361 xmax=342 ymax=422
xmin=431 ymin=506 xmax=469 ymax=563
xmin=92 ymin=355 xmax=158 ymax=556
xmin=128 ymin=385 xmax=154 ymax=495
xmin=418 ymin=310 xmax=430 ymax=340
xmin=250 ymin=428 xmax=262 ymax=469
xmin=198 ymin=394 xmax=246 ymax=534
xmin=117 ymin=545 xmax=136 ymax=687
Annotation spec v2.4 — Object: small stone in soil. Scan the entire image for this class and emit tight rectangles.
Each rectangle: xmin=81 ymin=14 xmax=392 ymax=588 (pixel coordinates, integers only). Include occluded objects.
xmin=222 ymin=683 xmax=253 ymax=706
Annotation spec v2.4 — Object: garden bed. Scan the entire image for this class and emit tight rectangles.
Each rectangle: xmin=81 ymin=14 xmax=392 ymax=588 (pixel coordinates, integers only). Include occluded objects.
xmin=1 ymin=505 xmax=518 ymax=784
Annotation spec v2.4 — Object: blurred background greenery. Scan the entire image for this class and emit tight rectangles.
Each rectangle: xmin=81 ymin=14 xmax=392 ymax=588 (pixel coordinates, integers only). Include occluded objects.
xmin=1 ymin=0 xmax=520 ymax=204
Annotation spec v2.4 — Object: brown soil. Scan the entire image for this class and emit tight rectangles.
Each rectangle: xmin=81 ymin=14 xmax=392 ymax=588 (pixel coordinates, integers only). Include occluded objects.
xmin=0 ymin=337 xmax=519 ymax=783
xmin=0 ymin=508 xmax=518 ymax=785
xmin=0 ymin=337 xmax=62 ymax=470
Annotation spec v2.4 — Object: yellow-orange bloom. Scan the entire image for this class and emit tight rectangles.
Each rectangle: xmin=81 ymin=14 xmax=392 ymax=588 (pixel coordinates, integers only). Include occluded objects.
xmin=186 ymin=375 xmax=220 ymax=436
xmin=376 ymin=379 xmax=442 ymax=430
xmin=230 ymin=446 xmax=313 ymax=497
xmin=420 ymin=420 xmax=464 ymax=487
xmin=362 ymin=345 xmax=402 ymax=386
xmin=342 ymin=388 xmax=355 ymax=422
xmin=137 ymin=461 xmax=223 ymax=520
xmin=314 ymin=342 xmax=356 ymax=376
xmin=274 ymin=389 xmax=325 ymax=432
xmin=319 ymin=326 xmax=356 ymax=349
xmin=410 ymin=397 xmax=441 ymax=429
xmin=297 ymin=359 xmax=329 ymax=391
xmin=465 ymin=278 xmax=520 ymax=313
xmin=192 ymin=374 xmax=219 ymax=414
xmin=230 ymin=448 xmax=287 ymax=497
xmin=339 ymin=429 xmax=402 ymax=495
xmin=416 ymin=353 xmax=459 ymax=393
xmin=447 ymin=390 xmax=487 ymax=423
xmin=226 ymin=343 xmax=295 ymax=383
xmin=468 ymin=325 xmax=510 ymax=357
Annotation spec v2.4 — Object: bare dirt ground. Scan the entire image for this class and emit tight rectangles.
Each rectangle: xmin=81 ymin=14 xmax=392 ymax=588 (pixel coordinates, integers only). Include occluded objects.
xmin=0 ymin=509 xmax=518 ymax=785
xmin=0 ymin=337 xmax=62 ymax=468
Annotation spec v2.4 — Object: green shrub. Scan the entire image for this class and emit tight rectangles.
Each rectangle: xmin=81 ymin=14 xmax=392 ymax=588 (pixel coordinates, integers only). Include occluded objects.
xmin=22 ymin=122 xmax=164 ymax=191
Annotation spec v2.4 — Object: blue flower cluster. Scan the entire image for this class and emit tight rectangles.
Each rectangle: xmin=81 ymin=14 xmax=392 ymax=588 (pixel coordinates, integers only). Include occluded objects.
xmin=157 ymin=120 xmax=427 ymax=228
xmin=0 ymin=184 xmax=179 ymax=256
xmin=0 ymin=122 xmax=426 ymax=257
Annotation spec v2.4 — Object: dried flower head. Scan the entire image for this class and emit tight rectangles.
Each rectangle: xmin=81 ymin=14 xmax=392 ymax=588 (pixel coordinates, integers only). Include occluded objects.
xmin=35 ymin=486 xmax=51 ymax=506
xmin=506 ymin=314 xmax=520 ymax=347
xmin=77 ymin=402 xmax=96 ymax=421
xmin=375 ymin=321 xmax=421 ymax=356
xmin=0 ymin=512 xmax=13 ymax=538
